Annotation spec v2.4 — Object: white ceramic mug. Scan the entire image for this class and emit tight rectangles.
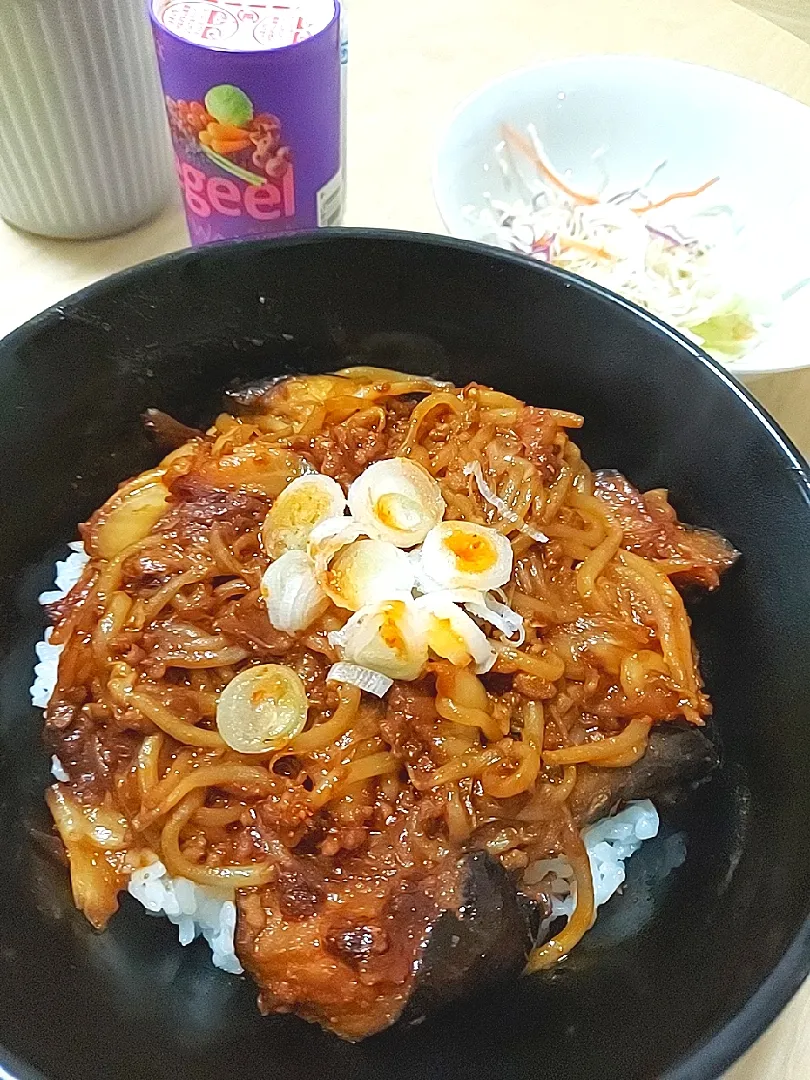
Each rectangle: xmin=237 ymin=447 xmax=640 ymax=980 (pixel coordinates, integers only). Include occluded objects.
xmin=0 ymin=0 xmax=175 ymax=239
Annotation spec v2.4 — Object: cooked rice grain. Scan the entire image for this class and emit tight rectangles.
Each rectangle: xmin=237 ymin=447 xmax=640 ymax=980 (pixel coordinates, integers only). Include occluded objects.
xmin=32 ymin=545 xmax=660 ymax=975
xmin=32 ymin=544 xmax=242 ymax=975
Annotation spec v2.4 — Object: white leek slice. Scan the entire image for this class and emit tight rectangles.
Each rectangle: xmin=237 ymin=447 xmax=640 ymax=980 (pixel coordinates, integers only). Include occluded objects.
xmin=422 ymin=587 xmax=526 ymax=646
xmin=262 ymin=474 xmax=347 ymax=558
xmin=420 ymin=520 xmax=513 ymax=592
xmin=329 ymin=595 xmax=427 ymax=681
xmin=348 ymin=458 xmax=446 ymax=548
xmin=416 ymin=593 xmax=495 ymax=673
xmin=216 ymin=664 xmax=308 ymax=753
xmin=309 ymin=518 xmax=415 ymax=610
xmin=261 ymin=550 xmax=329 ymax=632
xmin=327 ymin=662 xmax=393 ymax=698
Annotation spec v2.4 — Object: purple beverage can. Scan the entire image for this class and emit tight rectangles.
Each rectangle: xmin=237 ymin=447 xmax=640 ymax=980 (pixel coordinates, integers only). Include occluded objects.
xmin=149 ymin=0 xmax=343 ymax=245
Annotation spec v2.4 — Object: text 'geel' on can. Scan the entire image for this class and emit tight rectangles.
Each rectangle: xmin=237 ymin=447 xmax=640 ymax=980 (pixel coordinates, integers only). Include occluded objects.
xmin=150 ymin=0 xmax=344 ymax=245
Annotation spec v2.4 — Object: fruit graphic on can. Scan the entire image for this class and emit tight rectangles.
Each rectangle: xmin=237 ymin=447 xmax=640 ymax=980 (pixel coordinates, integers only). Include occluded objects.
xmin=150 ymin=1 xmax=343 ymax=245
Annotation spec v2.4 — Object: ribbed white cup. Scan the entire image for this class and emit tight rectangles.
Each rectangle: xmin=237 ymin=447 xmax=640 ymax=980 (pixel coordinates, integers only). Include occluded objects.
xmin=0 ymin=0 xmax=174 ymax=239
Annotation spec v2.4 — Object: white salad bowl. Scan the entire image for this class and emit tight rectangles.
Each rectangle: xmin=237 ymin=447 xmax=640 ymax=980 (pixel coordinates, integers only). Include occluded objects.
xmin=434 ymin=55 xmax=810 ymax=376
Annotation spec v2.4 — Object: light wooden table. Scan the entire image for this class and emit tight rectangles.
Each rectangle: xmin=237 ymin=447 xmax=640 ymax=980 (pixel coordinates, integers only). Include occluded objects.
xmin=741 ymin=0 xmax=810 ymax=45
xmin=1 ymin=1 xmax=808 ymax=1075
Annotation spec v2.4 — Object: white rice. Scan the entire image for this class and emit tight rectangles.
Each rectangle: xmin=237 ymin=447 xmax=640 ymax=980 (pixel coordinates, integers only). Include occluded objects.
xmin=30 ymin=542 xmax=89 ymax=709
xmin=33 ymin=545 xmax=659 ymax=974
xmin=50 ymin=755 xmax=69 ymax=782
xmin=526 ymin=800 xmax=660 ymax=927
xmin=128 ymin=860 xmax=243 ymax=974
xmin=32 ymin=543 xmax=242 ymax=975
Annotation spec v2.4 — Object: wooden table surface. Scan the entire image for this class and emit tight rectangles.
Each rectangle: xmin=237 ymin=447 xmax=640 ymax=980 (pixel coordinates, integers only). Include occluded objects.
xmin=1 ymin=1 xmax=808 ymax=1075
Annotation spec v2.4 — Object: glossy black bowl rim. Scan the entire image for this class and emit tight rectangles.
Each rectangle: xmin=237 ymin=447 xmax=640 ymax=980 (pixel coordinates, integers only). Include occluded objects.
xmin=1 ymin=227 xmax=809 ymax=1080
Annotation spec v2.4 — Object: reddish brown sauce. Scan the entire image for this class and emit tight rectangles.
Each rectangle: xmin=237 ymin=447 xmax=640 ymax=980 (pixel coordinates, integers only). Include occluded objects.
xmin=43 ymin=376 xmax=732 ymax=1039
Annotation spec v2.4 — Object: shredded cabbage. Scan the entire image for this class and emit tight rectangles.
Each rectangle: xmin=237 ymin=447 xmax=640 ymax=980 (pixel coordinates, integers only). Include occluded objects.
xmin=466 ymin=124 xmax=777 ymax=363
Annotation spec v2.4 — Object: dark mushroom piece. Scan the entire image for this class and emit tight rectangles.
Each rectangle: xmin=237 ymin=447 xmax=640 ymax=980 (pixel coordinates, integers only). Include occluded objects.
xmin=237 ymin=850 xmax=535 ymax=1041
xmin=568 ymin=722 xmax=720 ymax=827
xmin=141 ymin=408 xmax=203 ymax=450
xmin=236 ymin=724 xmax=718 ymax=1041
xmin=400 ymin=850 xmax=539 ymax=1027
xmin=224 ymin=374 xmax=292 ymax=409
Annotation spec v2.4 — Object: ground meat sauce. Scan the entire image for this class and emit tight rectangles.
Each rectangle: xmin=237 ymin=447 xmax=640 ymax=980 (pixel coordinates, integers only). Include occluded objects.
xmin=515 ymin=406 xmax=565 ymax=482
xmin=41 ymin=373 xmax=731 ymax=1040
xmin=289 ymin=396 xmax=418 ymax=485
xmin=213 ymin=593 xmax=296 ymax=658
xmin=593 ymin=470 xmax=738 ymax=589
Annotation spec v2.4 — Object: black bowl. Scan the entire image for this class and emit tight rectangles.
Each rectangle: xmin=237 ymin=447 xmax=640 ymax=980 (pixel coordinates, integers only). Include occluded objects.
xmin=1 ymin=230 xmax=809 ymax=1080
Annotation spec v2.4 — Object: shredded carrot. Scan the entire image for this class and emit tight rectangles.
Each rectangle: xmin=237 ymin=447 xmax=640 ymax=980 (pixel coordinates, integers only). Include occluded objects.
xmin=633 ymin=175 xmax=720 ymax=214
xmin=501 ymin=124 xmax=599 ymax=206
xmin=558 ymin=235 xmax=615 ymax=262
xmin=531 ymin=233 xmax=554 ymax=253
xmin=502 ymin=123 xmax=720 ymax=223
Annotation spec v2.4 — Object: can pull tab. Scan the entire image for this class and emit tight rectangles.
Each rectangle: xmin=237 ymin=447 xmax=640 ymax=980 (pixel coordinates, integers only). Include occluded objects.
xmin=154 ymin=1 xmax=336 ymax=51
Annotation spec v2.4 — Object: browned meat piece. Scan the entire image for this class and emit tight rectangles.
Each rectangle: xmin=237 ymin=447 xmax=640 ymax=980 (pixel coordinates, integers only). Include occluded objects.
xmin=281 ymin=403 xmax=416 ymax=486
xmin=276 ymin=868 xmax=325 ymax=918
xmin=515 ymin=406 xmax=563 ymax=482
xmin=593 ymin=470 xmax=738 ymax=589
xmin=290 ymin=409 xmax=414 ymax=486
xmin=142 ymin=409 xmax=203 ymax=450
xmin=308 ymin=421 xmax=391 ymax=483
xmin=44 ymin=706 xmax=140 ymax=802
xmin=165 ymin=475 xmax=268 ymax=530
xmin=236 ymin=850 xmax=534 ymax=1041
xmin=213 ymin=592 xmax=295 ymax=659
xmin=568 ymin=722 xmax=720 ymax=826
